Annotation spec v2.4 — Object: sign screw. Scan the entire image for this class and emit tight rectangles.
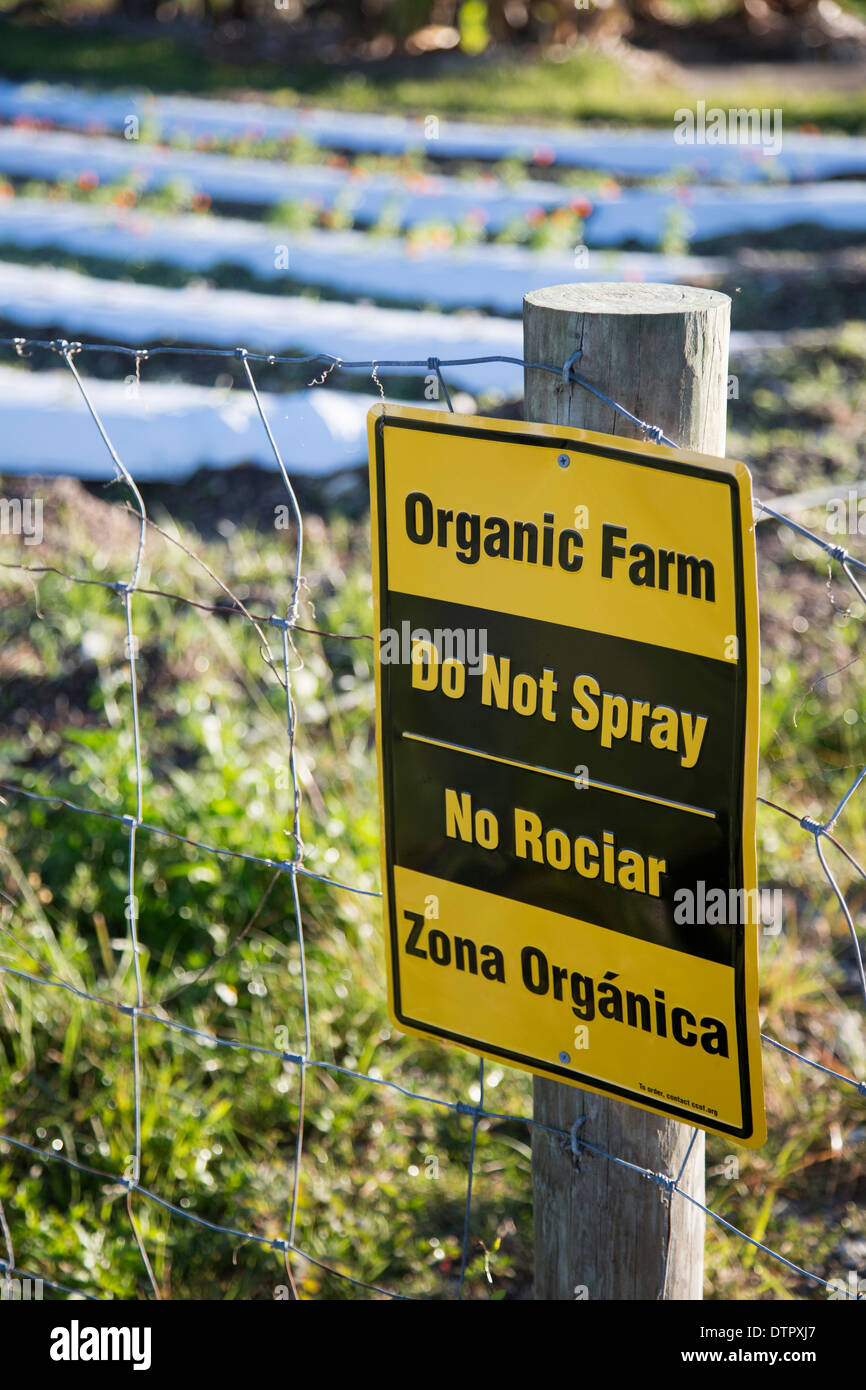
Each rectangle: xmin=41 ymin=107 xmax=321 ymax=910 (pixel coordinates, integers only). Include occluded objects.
xmin=557 ymin=453 xmax=570 ymax=468
xmin=558 ymin=1051 xmax=571 ymax=1064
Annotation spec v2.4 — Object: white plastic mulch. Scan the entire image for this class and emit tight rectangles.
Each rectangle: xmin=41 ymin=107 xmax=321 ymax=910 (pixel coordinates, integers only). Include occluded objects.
xmin=1 ymin=76 xmax=865 ymax=183
xmin=0 ymin=365 xmax=385 ymax=479
xmin=0 ymin=197 xmax=731 ymax=312
xmin=0 ymin=260 xmax=526 ymax=395
xmin=2 ymin=129 xmax=866 ymax=243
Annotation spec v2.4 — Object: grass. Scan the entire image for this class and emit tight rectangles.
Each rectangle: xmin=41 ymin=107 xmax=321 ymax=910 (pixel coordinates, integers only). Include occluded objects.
xmin=2 ymin=21 xmax=866 ymax=132
xmin=0 ymin=478 xmax=535 ymax=1298
xmin=0 ymin=330 xmax=864 ymax=1298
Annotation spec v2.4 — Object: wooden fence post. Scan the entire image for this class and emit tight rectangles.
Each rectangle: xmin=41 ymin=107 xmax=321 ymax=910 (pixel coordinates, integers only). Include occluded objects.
xmin=523 ymin=282 xmax=732 ymax=1301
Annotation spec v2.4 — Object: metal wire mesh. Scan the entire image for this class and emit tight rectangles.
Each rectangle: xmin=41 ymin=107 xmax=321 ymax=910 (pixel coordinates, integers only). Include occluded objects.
xmin=0 ymin=335 xmax=863 ymax=1301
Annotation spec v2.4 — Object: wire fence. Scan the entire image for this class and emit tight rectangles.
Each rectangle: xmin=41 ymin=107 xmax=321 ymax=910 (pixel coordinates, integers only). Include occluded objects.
xmin=0 ymin=334 xmax=863 ymax=1301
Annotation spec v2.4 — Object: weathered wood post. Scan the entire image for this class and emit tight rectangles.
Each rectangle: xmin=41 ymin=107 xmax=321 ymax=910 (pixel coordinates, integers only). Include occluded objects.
xmin=523 ymin=283 xmax=731 ymax=1301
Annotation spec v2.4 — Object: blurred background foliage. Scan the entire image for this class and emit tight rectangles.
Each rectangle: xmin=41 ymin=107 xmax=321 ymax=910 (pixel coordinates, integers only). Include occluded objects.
xmin=1 ymin=0 xmax=865 ymax=58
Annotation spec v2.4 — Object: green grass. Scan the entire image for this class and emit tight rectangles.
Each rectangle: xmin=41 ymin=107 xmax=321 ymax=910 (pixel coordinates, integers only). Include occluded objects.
xmin=0 ymin=481 xmax=536 ymax=1298
xmin=2 ymin=21 xmax=866 ymax=132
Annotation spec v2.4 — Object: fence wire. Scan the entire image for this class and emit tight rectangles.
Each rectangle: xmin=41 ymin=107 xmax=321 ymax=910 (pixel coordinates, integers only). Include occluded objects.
xmin=0 ymin=334 xmax=863 ymax=1302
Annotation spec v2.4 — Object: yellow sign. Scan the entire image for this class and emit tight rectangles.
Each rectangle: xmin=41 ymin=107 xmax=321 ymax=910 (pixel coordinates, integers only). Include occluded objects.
xmin=369 ymin=403 xmax=765 ymax=1146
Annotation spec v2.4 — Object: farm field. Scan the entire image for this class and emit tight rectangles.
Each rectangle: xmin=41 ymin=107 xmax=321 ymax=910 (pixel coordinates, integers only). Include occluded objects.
xmin=0 ymin=16 xmax=864 ymax=1303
